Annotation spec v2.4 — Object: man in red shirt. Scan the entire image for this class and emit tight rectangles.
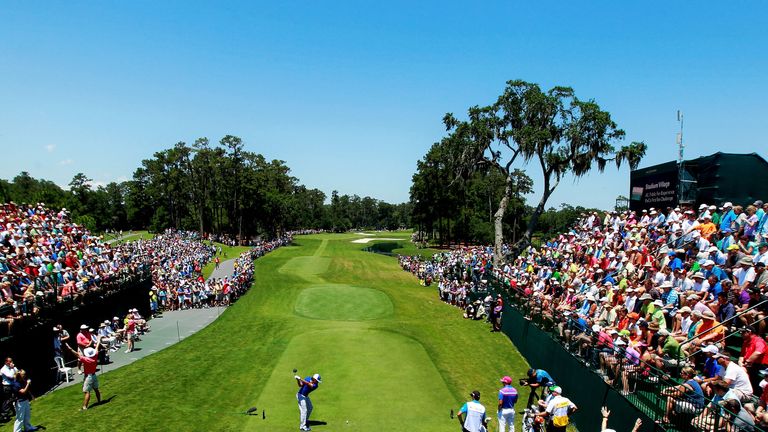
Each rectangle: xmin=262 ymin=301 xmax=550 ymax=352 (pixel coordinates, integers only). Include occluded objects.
xmin=75 ymin=324 xmax=92 ymax=374
xmin=739 ymin=326 xmax=768 ymax=394
xmin=65 ymin=343 xmax=101 ymax=410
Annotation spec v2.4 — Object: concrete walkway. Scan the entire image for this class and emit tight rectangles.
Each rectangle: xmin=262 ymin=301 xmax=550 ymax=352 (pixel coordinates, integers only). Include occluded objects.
xmin=51 ymin=254 xmax=241 ymax=392
xmin=209 ymin=256 xmax=235 ymax=280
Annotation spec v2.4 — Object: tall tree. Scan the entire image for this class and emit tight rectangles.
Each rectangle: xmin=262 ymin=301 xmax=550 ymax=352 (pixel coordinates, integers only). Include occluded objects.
xmin=443 ymin=80 xmax=646 ymax=265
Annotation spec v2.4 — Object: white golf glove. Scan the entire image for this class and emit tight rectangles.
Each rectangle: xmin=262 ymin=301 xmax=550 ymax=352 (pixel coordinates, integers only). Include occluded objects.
xmin=294 ymin=375 xmax=301 ymax=380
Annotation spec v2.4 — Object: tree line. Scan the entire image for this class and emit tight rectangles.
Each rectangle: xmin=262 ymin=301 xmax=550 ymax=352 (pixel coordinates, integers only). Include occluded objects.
xmin=0 ymin=136 xmax=411 ymax=237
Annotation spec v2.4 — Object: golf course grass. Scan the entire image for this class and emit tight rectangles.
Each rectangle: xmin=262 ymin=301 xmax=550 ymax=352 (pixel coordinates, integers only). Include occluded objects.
xmin=14 ymin=232 xmax=532 ymax=431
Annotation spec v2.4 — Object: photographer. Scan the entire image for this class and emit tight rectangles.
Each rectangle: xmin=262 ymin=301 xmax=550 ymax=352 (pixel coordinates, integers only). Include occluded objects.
xmin=522 ymin=368 xmax=555 ymax=407
xmin=11 ymin=369 xmax=35 ymax=432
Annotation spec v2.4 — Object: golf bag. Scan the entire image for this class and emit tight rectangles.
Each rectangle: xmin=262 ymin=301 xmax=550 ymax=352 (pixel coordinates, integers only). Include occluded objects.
xmin=522 ymin=405 xmax=545 ymax=432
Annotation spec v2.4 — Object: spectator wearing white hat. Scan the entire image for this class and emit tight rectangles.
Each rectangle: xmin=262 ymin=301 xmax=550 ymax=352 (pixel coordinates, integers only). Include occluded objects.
xmin=715 ymin=354 xmax=753 ymax=402
xmin=650 ymin=299 xmax=668 ymax=330
xmin=75 ymin=324 xmax=92 ymax=374
xmin=537 ymin=386 xmax=576 ymax=432
xmin=720 ymin=202 xmax=736 ymax=233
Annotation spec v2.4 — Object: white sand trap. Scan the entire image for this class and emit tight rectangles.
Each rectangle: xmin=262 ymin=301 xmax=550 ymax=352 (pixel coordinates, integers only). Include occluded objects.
xmin=354 ymin=232 xmax=374 ymax=236
xmin=351 ymin=238 xmax=401 ymax=243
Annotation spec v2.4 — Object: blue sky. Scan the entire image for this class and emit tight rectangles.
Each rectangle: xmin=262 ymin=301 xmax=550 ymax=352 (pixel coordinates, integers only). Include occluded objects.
xmin=1 ymin=1 xmax=766 ymax=209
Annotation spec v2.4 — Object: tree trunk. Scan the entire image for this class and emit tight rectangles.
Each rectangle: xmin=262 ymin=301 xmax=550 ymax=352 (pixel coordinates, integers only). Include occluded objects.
xmin=515 ymin=177 xmax=559 ymax=257
xmin=492 ymin=173 xmax=514 ymax=268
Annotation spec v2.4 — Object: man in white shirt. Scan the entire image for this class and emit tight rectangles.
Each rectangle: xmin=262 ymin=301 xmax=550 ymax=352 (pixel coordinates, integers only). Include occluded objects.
xmin=538 ymin=386 xmax=577 ymax=432
xmin=716 ymin=354 xmax=753 ymax=401
xmin=733 ymin=258 xmax=756 ymax=291
xmin=0 ymin=357 xmax=18 ymax=417
xmin=754 ymin=242 xmax=768 ymax=266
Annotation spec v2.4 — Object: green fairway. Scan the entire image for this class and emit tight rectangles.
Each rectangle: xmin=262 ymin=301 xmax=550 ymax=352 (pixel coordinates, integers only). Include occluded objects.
xmin=15 ymin=232 xmax=532 ymax=432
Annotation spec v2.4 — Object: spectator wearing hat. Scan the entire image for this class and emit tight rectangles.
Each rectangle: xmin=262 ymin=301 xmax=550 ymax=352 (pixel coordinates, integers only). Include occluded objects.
xmin=75 ymin=324 xmax=92 ymax=374
xmin=734 ymin=257 xmax=757 ymax=292
xmin=673 ymin=306 xmax=693 ymax=336
xmin=703 ymin=259 xmax=728 ymax=281
xmin=694 ymin=345 xmax=724 ymax=395
xmin=64 ymin=343 xmax=101 ymax=410
xmin=537 ymin=386 xmax=576 ymax=432
xmin=697 ymin=215 xmax=717 ymax=241
xmin=638 ymin=293 xmax=654 ymax=317
xmin=124 ymin=313 xmax=136 ymax=353
xmin=690 ymin=272 xmax=709 ymax=295
xmin=721 ymin=203 xmax=736 ymax=233
xmin=678 ymin=310 xmax=703 ymax=349
xmin=715 ymin=354 xmax=754 ymax=402
xmin=497 ymin=376 xmax=518 ymax=432
xmin=693 ymin=309 xmax=725 ymax=347
xmin=650 ymin=299 xmax=668 ymax=330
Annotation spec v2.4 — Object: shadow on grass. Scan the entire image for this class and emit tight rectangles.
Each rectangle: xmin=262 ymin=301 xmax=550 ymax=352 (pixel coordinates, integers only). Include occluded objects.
xmin=91 ymin=395 xmax=117 ymax=408
xmin=307 ymin=420 xmax=327 ymax=426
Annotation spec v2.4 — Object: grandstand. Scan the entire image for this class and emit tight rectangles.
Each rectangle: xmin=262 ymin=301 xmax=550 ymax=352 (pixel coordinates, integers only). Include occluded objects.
xmin=400 ymin=196 xmax=768 ymax=432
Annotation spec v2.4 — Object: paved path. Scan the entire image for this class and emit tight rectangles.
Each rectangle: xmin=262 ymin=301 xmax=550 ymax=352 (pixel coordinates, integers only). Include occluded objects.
xmin=51 ymin=254 xmax=241 ymax=392
xmin=209 ymin=256 xmax=235 ymax=279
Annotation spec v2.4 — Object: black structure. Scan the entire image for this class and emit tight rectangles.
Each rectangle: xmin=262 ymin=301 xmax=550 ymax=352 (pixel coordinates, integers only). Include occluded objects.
xmin=629 ymin=152 xmax=768 ymax=211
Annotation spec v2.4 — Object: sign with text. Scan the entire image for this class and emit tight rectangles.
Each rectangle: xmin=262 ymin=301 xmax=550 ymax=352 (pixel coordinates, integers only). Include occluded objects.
xmin=629 ymin=163 xmax=678 ymax=211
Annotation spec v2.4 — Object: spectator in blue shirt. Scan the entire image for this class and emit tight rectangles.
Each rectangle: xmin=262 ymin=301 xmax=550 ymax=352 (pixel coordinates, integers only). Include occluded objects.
xmin=720 ymin=203 xmax=736 ymax=232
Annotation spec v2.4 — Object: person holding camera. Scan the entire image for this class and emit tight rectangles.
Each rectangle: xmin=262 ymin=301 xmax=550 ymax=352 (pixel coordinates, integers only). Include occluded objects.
xmin=11 ymin=369 xmax=35 ymax=432
xmin=522 ymin=368 xmax=555 ymax=407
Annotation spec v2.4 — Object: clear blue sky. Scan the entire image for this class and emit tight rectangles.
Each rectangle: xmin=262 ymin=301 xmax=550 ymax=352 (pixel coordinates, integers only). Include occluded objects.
xmin=1 ymin=1 xmax=766 ymax=209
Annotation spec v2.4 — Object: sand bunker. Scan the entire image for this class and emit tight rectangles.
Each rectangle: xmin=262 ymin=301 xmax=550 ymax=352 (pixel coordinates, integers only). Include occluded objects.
xmin=351 ymin=237 xmax=401 ymax=243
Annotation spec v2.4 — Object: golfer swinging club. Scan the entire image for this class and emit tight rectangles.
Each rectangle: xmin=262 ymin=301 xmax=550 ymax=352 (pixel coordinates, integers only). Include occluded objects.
xmin=294 ymin=372 xmax=322 ymax=431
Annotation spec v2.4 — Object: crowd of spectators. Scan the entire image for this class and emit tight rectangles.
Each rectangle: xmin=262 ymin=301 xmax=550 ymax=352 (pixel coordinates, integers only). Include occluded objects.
xmin=0 ymin=202 xmax=152 ymax=336
xmin=401 ymin=199 xmax=768 ymax=431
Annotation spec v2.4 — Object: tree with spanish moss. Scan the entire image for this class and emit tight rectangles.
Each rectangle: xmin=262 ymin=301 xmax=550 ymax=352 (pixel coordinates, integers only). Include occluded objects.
xmin=443 ymin=80 xmax=647 ymax=265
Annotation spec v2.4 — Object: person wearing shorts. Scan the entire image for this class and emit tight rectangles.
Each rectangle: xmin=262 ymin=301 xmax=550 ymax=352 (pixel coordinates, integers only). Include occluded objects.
xmin=659 ymin=367 xmax=705 ymax=424
xmin=65 ymin=344 xmax=101 ymax=410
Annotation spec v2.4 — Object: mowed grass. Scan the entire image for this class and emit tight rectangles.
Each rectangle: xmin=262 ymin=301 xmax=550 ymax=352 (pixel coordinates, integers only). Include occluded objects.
xmin=15 ymin=232 xmax=532 ymax=431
